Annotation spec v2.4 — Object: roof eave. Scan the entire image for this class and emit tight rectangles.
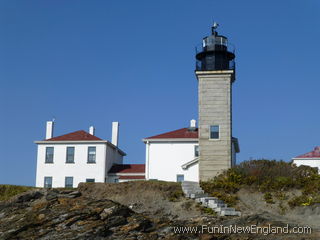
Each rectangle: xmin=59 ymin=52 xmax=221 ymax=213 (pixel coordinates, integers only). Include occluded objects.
xmin=292 ymin=157 xmax=320 ymax=160
xmin=34 ymin=140 xmax=108 ymax=144
xmin=142 ymin=138 xmax=198 ymax=143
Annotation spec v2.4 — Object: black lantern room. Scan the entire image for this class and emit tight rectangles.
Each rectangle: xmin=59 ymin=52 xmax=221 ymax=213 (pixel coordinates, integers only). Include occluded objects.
xmin=196 ymin=23 xmax=235 ymax=71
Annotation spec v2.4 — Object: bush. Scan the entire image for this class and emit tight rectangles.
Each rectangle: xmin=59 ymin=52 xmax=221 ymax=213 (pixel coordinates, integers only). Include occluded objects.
xmin=288 ymin=195 xmax=320 ymax=208
xmin=264 ymin=192 xmax=274 ymax=204
xmin=201 ymin=159 xmax=320 ymax=208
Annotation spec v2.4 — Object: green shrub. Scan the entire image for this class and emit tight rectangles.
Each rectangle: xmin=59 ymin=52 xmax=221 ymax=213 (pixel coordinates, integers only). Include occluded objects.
xmin=274 ymin=192 xmax=288 ymax=200
xmin=264 ymin=192 xmax=274 ymax=204
xmin=168 ymin=190 xmax=184 ymax=202
xmin=201 ymin=159 xmax=320 ymax=208
xmin=288 ymin=195 xmax=320 ymax=208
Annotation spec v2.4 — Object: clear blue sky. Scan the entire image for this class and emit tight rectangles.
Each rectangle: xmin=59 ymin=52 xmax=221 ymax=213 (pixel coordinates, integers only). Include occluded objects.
xmin=1 ymin=1 xmax=319 ymax=186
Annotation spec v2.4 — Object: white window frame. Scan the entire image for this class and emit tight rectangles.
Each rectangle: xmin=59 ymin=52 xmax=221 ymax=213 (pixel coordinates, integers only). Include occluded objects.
xmin=209 ymin=125 xmax=220 ymax=140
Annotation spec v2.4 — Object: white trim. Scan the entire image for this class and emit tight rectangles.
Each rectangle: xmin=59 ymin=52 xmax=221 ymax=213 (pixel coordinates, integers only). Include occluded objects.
xmin=209 ymin=125 xmax=220 ymax=140
xmin=195 ymin=70 xmax=234 ymax=75
xmin=108 ymin=173 xmax=145 ymax=176
xmin=142 ymin=138 xmax=198 ymax=143
xmin=146 ymin=140 xmax=150 ymax=180
xmin=292 ymin=158 xmax=320 ymax=161
xmin=35 ymin=140 xmax=108 ymax=144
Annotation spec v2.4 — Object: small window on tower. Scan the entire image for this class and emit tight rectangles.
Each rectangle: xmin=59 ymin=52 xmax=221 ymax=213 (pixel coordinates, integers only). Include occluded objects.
xmin=194 ymin=145 xmax=199 ymax=157
xmin=210 ymin=125 xmax=220 ymax=139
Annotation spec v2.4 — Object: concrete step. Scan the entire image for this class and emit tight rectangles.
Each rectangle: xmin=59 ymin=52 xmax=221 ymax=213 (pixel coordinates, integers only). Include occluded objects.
xmin=182 ymin=186 xmax=203 ymax=191
xmin=213 ymin=207 xmax=235 ymax=213
xmin=186 ymin=192 xmax=208 ymax=199
xmin=207 ymin=199 xmax=224 ymax=204
xmin=181 ymin=181 xmax=199 ymax=184
xmin=181 ymin=183 xmax=200 ymax=187
xmin=208 ymin=202 xmax=227 ymax=209
xmin=198 ymin=197 xmax=218 ymax=203
xmin=183 ymin=189 xmax=204 ymax=195
xmin=220 ymin=210 xmax=241 ymax=216
xmin=181 ymin=181 xmax=241 ymax=217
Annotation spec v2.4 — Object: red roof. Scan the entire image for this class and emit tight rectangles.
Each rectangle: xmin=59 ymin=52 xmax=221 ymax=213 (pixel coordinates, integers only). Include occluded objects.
xmin=119 ymin=175 xmax=145 ymax=180
xmin=45 ymin=130 xmax=102 ymax=141
xmin=109 ymin=164 xmax=145 ymax=174
xmin=295 ymin=146 xmax=320 ymax=158
xmin=145 ymin=128 xmax=198 ymax=139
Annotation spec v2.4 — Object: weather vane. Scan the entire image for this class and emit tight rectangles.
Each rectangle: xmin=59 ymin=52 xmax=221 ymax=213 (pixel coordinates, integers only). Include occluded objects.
xmin=212 ymin=22 xmax=219 ymax=30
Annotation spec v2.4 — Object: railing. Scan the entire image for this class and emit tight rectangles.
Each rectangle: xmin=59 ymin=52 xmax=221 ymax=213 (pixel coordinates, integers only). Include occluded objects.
xmin=195 ymin=42 xmax=235 ymax=55
xmin=195 ymin=59 xmax=235 ymax=71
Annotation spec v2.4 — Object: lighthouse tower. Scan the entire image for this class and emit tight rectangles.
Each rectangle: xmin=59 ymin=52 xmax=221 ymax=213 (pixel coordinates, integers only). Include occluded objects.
xmin=195 ymin=23 xmax=239 ymax=181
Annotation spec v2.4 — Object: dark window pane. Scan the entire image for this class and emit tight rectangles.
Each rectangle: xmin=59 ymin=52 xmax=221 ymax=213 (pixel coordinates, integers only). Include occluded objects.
xmin=44 ymin=177 xmax=52 ymax=188
xmin=87 ymin=147 xmax=96 ymax=163
xmin=66 ymin=147 xmax=75 ymax=163
xmin=45 ymin=147 xmax=54 ymax=163
xmin=210 ymin=125 xmax=220 ymax=139
xmin=194 ymin=145 xmax=199 ymax=157
xmin=86 ymin=179 xmax=95 ymax=183
xmin=65 ymin=177 xmax=73 ymax=188
xmin=177 ymin=175 xmax=184 ymax=182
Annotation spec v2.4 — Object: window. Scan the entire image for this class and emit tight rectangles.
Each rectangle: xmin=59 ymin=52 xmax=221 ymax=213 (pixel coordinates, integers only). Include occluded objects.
xmin=114 ymin=178 xmax=119 ymax=183
xmin=210 ymin=125 xmax=220 ymax=139
xmin=45 ymin=147 xmax=54 ymax=163
xmin=86 ymin=178 xmax=95 ymax=183
xmin=194 ymin=145 xmax=199 ymax=157
xmin=176 ymin=174 xmax=184 ymax=182
xmin=66 ymin=147 xmax=75 ymax=163
xmin=65 ymin=177 xmax=73 ymax=188
xmin=44 ymin=177 xmax=52 ymax=188
xmin=87 ymin=147 xmax=96 ymax=163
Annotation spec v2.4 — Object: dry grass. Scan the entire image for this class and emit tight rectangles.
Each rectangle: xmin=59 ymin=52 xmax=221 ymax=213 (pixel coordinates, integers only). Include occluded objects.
xmin=0 ymin=184 xmax=34 ymax=201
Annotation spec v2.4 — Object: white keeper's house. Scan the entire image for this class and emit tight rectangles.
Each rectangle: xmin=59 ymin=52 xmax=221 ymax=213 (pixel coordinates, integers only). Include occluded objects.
xmin=292 ymin=146 xmax=320 ymax=173
xmin=35 ymin=121 xmax=145 ymax=188
xmin=143 ymin=120 xmax=240 ymax=182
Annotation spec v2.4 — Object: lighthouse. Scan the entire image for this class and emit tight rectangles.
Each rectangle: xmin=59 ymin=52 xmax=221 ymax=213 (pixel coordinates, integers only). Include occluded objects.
xmin=196 ymin=23 xmax=240 ymax=181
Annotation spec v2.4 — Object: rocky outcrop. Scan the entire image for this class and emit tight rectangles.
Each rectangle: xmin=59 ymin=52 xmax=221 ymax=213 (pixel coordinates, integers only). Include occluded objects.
xmin=0 ymin=184 xmax=319 ymax=239
xmin=0 ymin=188 xmax=203 ymax=240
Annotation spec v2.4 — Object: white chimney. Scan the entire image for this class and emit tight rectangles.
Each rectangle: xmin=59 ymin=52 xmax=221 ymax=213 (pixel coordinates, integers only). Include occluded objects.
xmin=111 ymin=122 xmax=119 ymax=146
xmin=190 ymin=119 xmax=196 ymax=128
xmin=46 ymin=121 xmax=54 ymax=139
xmin=89 ymin=126 xmax=95 ymax=135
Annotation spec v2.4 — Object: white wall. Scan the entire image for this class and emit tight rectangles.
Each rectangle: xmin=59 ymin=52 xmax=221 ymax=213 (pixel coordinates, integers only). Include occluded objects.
xmin=146 ymin=141 xmax=199 ymax=182
xmin=36 ymin=143 xmax=108 ymax=188
xmin=105 ymin=146 xmax=124 ymax=177
xmin=293 ymin=159 xmax=320 ymax=173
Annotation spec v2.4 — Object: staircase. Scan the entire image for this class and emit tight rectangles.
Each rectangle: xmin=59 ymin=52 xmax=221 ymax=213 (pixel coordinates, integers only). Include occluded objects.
xmin=181 ymin=181 xmax=241 ymax=217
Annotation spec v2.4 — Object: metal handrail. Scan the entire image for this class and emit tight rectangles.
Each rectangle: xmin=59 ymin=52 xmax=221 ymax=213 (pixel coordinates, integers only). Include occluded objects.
xmin=195 ymin=42 xmax=235 ymax=55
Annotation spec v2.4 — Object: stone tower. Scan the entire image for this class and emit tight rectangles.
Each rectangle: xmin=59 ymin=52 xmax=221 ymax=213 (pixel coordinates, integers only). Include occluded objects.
xmin=195 ymin=23 xmax=239 ymax=181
